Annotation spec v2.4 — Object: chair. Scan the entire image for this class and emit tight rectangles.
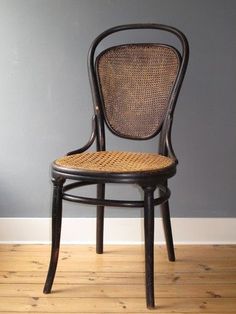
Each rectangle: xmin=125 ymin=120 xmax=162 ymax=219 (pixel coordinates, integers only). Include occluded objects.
xmin=43 ymin=23 xmax=189 ymax=309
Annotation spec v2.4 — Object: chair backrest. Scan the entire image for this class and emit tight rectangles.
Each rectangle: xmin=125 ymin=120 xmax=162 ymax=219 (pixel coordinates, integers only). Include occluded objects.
xmin=88 ymin=24 xmax=189 ymax=150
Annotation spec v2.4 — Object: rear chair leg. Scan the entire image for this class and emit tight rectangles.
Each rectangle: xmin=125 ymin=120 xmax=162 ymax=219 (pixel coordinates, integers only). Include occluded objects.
xmin=43 ymin=177 xmax=64 ymax=294
xmin=96 ymin=183 xmax=105 ymax=254
xmin=160 ymin=200 xmax=175 ymax=262
xmin=143 ymin=185 xmax=156 ymax=309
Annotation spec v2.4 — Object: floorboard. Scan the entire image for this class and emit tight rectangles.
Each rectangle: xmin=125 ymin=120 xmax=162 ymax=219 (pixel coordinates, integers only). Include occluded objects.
xmin=0 ymin=245 xmax=235 ymax=313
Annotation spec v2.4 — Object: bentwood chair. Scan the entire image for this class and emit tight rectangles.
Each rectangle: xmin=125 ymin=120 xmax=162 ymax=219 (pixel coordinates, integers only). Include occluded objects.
xmin=43 ymin=24 xmax=189 ymax=309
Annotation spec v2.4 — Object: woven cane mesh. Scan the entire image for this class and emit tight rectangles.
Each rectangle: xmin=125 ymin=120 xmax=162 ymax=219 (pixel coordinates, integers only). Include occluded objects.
xmin=55 ymin=151 xmax=174 ymax=173
xmin=96 ymin=44 xmax=180 ymax=139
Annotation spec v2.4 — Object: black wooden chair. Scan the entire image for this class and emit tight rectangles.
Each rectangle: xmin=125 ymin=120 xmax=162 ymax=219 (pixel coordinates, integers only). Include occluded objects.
xmin=43 ymin=24 xmax=189 ymax=309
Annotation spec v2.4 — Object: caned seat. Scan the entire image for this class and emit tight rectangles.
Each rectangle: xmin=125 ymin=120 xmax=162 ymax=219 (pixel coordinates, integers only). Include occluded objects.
xmin=55 ymin=151 xmax=174 ymax=173
xmin=44 ymin=24 xmax=189 ymax=310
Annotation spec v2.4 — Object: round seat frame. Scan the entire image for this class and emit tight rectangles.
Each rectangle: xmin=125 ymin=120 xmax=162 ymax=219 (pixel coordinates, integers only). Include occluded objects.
xmin=52 ymin=162 xmax=176 ymax=208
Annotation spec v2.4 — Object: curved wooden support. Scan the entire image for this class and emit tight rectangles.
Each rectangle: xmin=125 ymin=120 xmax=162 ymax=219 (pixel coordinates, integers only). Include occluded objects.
xmin=165 ymin=115 xmax=178 ymax=164
xmin=159 ymin=114 xmax=178 ymax=164
xmin=67 ymin=115 xmax=96 ymax=156
xmin=43 ymin=178 xmax=65 ymax=294
xmin=62 ymin=184 xmax=170 ymax=207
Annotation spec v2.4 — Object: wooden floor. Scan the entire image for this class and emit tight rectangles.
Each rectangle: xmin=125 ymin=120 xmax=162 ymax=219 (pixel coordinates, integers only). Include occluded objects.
xmin=0 ymin=245 xmax=236 ymax=313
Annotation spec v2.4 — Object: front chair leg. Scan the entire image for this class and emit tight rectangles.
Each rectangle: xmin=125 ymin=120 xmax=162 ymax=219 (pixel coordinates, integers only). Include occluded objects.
xmin=43 ymin=177 xmax=65 ymax=294
xmin=160 ymin=199 xmax=175 ymax=262
xmin=96 ymin=183 xmax=105 ymax=254
xmin=143 ymin=185 xmax=156 ymax=309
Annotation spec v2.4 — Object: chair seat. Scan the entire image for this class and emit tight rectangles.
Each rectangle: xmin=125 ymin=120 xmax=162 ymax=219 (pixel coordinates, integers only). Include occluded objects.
xmin=55 ymin=151 xmax=174 ymax=174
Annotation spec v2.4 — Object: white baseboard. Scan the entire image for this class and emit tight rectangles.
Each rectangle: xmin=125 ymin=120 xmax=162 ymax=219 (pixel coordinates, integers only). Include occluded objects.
xmin=0 ymin=217 xmax=235 ymax=244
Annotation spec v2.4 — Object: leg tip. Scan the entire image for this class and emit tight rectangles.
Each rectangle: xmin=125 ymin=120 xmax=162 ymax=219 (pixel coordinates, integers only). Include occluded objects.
xmin=146 ymin=296 xmax=155 ymax=310
xmin=168 ymin=251 xmax=176 ymax=262
xmin=96 ymin=246 xmax=104 ymax=254
xmin=43 ymin=286 xmax=51 ymax=294
xmin=147 ymin=303 xmax=156 ymax=310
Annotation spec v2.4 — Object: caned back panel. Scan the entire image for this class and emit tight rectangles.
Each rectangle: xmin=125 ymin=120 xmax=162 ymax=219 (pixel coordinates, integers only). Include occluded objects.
xmin=96 ymin=44 xmax=180 ymax=139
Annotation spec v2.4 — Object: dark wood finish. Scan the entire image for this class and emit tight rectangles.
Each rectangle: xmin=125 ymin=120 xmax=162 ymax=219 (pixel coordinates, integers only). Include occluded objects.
xmin=43 ymin=178 xmax=64 ymax=294
xmin=62 ymin=182 xmax=171 ymax=207
xmin=44 ymin=23 xmax=189 ymax=309
xmin=143 ymin=186 xmax=156 ymax=309
xmin=160 ymin=200 xmax=176 ymax=262
xmin=96 ymin=183 xmax=105 ymax=254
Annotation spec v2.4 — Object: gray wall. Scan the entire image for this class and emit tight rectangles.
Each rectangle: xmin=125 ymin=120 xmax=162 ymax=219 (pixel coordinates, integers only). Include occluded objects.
xmin=0 ymin=0 xmax=235 ymax=218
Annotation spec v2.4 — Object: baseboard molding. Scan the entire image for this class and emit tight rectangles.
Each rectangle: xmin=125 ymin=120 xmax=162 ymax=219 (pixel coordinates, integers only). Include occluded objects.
xmin=0 ymin=217 xmax=235 ymax=244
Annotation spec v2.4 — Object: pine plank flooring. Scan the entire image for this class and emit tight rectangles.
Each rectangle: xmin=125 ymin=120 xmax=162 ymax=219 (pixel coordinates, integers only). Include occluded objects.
xmin=0 ymin=244 xmax=235 ymax=313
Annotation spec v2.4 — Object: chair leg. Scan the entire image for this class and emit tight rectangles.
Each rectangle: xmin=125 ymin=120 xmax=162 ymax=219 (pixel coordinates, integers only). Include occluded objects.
xmin=43 ymin=178 xmax=64 ymax=294
xmin=143 ymin=185 xmax=156 ymax=309
xmin=160 ymin=200 xmax=175 ymax=262
xmin=96 ymin=183 xmax=105 ymax=254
